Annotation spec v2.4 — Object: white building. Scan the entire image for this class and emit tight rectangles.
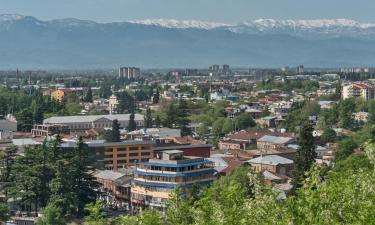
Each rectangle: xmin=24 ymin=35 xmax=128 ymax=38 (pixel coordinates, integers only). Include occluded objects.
xmin=43 ymin=114 xmax=144 ymax=131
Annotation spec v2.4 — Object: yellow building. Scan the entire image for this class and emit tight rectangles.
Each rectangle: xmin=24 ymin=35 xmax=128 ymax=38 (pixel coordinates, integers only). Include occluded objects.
xmin=51 ymin=90 xmax=66 ymax=102
xmin=342 ymin=83 xmax=375 ymax=101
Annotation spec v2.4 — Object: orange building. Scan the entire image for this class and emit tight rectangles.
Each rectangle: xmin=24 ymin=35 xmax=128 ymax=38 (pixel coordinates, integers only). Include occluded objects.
xmin=90 ymin=141 xmax=156 ymax=171
xmin=51 ymin=90 xmax=66 ymax=102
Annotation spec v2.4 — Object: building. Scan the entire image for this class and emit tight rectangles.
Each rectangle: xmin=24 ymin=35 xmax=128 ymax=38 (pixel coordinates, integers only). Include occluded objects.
xmin=342 ymin=83 xmax=375 ymax=101
xmin=131 ymin=150 xmax=215 ymax=211
xmin=247 ymin=155 xmax=294 ymax=176
xmin=0 ymin=114 xmax=17 ymax=132
xmin=91 ymin=141 xmax=156 ymax=171
xmin=31 ymin=124 xmax=69 ymax=137
xmin=50 ymin=89 xmax=74 ymax=102
xmin=222 ymin=64 xmax=231 ymax=75
xmin=119 ymin=67 xmax=141 ymax=79
xmin=108 ymin=95 xmax=119 ymax=114
xmin=185 ymin=69 xmax=198 ymax=76
xmin=296 ymin=65 xmax=304 ymax=74
xmin=257 ymin=135 xmax=294 ymax=151
xmin=43 ymin=114 xmax=144 ymax=131
xmin=209 ymin=65 xmax=220 ymax=72
xmin=154 ymin=144 xmax=212 ymax=158
xmin=94 ymin=169 xmax=133 ymax=207
xmin=0 ymin=130 xmax=13 ymax=143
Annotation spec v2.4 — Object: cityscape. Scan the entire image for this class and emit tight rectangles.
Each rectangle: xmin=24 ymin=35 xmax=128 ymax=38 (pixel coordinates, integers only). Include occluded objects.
xmin=1 ymin=1 xmax=375 ymax=225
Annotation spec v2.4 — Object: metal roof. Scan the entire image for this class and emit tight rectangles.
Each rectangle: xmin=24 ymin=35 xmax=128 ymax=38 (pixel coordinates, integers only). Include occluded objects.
xmin=44 ymin=114 xmax=143 ymax=124
xmin=247 ymin=155 xmax=293 ymax=165
xmin=94 ymin=170 xmax=127 ymax=181
xmin=258 ymin=135 xmax=293 ymax=144
xmin=154 ymin=144 xmax=212 ymax=151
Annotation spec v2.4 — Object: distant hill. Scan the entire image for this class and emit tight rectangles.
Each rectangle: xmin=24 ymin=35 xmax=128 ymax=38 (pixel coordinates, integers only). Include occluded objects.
xmin=1 ymin=14 xmax=375 ymax=69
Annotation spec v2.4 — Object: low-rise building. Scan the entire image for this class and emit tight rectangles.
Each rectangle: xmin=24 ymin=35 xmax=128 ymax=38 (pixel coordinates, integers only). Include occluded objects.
xmin=246 ymin=155 xmax=294 ymax=176
xmin=43 ymin=114 xmax=144 ymax=132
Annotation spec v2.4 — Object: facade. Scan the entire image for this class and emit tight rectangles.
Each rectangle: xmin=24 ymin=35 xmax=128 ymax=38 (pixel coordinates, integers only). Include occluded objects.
xmin=90 ymin=141 xmax=156 ymax=171
xmin=257 ymin=135 xmax=294 ymax=150
xmin=0 ymin=130 xmax=13 ymax=143
xmin=94 ymin=170 xmax=132 ymax=207
xmin=108 ymin=95 xmax=119 ymax=114
xmin=50 ymin=90 xmax=69 ymax=102
xmin=342 ymin=83 xmax=375 ymax=100
xmin=154 ymin=144 xmax=212 ymax=158
xmin=119 ymin=67 xmax=141 ymax=79
xmin=247 ymin=155 xmax=294 ymax=176
xmin=43 ymin=114 xmax=144 ymax=131
xmin=131 ymin=150 xmax=215 ymax=211
xmin=31 ymin=124 xmax=69 ymax=137
xmin=0 ymin=114 xmax=17 ymax=132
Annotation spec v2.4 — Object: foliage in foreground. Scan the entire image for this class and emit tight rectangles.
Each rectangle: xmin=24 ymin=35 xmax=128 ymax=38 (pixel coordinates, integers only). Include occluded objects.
xmin=103 ymin=148 xmax=375 ymax=225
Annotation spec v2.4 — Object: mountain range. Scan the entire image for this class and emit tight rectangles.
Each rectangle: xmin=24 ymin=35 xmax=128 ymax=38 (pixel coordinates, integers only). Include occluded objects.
xmin=1 ymin=14 xmax=375 ymax=69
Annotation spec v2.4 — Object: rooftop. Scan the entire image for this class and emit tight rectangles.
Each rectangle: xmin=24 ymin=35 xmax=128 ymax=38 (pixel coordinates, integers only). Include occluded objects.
xmin=44 ymin=114 xmax=144 ymax=124
xmin=247 ymin=155 xmax=293 ymax=165
xmin=258 ymin=135 xmax=293 ymax=144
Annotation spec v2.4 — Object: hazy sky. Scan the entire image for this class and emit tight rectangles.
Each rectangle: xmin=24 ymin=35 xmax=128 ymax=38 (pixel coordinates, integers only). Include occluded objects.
xmin=0 ymin=0 xmax=374 ymax=23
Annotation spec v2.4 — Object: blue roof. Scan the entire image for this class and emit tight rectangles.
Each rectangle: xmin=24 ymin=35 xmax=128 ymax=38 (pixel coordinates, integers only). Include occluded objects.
xmin=145 ymin=160 xmax=213 ymax=168
xmin=134 ymin=169 xmax=216 ymax=177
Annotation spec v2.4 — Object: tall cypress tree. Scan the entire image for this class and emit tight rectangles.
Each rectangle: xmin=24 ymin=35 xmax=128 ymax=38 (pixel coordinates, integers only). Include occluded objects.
xmin=152 ymin=89 xmax=160 ymax=104
xmin=127 ymin=113 xmax=137 ymax=132
xmin=177 ymin=98 xmax=191 ymax=136
xmin=145 ymin=108 xmax=153 ymax=128
xmin=111 ymin=119 xmax=121 ymax=142
xmin=292 ymin=121 xmax=317 ymax=192
xmin=84 ymin=87 xmax=93 ymax=103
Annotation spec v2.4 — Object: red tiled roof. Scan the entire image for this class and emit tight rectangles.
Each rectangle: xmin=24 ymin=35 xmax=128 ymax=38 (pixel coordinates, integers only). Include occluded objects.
xmin=228 ymin=130 xmax=293 ymax=141
xmin=220 ymin=157 xmax=244 ymax=174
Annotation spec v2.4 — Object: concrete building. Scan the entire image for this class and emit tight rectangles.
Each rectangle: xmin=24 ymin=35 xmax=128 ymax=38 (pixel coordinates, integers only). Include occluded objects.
xmin=108 ymin=95 xmax=119 ymax=114
xmin=43 ymin=114 xmax=144 ymax=132
xmin=247 ymin=155 xmax=294 ymax=176
xmin=342 ymin=83 xmax=375 ymax=101
xmin=91 ymin=141 xmax=156 ymax=171
xmin=119 ymin=67 xmax=141 ymax=79
xmin=31 ymin=124 xmax=69 ymax=137
xmin=131 ymin=150 xmax=215 ymax=211
xmin=0 ymin=114 xmax=17 ymax=132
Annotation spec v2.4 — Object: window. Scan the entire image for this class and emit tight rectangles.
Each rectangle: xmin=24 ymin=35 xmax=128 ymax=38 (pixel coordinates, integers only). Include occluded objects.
xmin=105 ymin=148 xmax=113 ymax=153
xmin=129 ymin=146 xmax=139 ymax=151
xmin=141 ymin=152 xmax=151 ymax=156
xmin=117 ymin=153 xmax=127 ymax=158
xmin=129 ymin=153 xmax=139 ymax=157
xmin=117 ymin=148 xmax=126 ymax=152
xmin=118 ymin=160 xmax=127 ymax=164
xmin=141 ymin=146 xmax=151 ymax=150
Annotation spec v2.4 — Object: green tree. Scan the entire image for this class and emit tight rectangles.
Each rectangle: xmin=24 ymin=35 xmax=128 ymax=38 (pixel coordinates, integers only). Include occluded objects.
xmin=334 ymin=137 xmax=358 ymax=162
xmin=155 ymin=115 xmax=161 ymax=128
xmin=0 ymin=203 xmax=9 ymax=223
xmin=127 ymin=113 xmax=137 ymax=132
xmin=152 ymin=89 xmax=160 ymax=104
xmin=111 ymin=119 xmax=121 ymax=142
xmin=16 ymin=109 xmax=33 ymax=131
xmin=84 ymin=200 xmax=107 ymax=225
xmin=37 ymin=203 xmax=65 ymax=225
xmin=234 ymin=113 xmax=256 ymax=130
xmin=338 ymin=98 xmax=355 ymax=129
xmin=177 ymin=98 xmax=191 ymax=136
xmin=0 ymin=146 xmax=17 ymax=200
xmin=84 ymin=87 xmax=93 ymax=103
xmin=292 ymin=121 xmax=317 ymax=192
xmin=321 ymin=127 xmax=336 ymax=143
xmin=145 ymin=108 xmax=153 ymax=128
xmin=211 ymin=117 xmax=225 ymax=136
xmin=221 ymin=118 xmax=233 ymax=134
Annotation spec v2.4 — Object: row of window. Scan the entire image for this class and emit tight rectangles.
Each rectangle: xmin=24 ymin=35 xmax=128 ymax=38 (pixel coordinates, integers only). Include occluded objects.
xmin=136 ymin=174 xmax=213 ymax=183
xmin=104 ymin=146 xmax=152 ymax=153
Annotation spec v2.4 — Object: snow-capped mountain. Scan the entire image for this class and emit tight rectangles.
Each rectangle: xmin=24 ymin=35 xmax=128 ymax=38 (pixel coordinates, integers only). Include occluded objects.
xmin=128 ymin=19 xmax=229 ymax=29
xmin=0 ymin=14 xmax=374 ymax=68
xmin=226 ymin=18 xmax=375 ymax=38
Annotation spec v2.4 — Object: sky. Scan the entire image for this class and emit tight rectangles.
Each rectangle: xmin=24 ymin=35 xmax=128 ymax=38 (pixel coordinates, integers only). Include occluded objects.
xmin=0 ymin=0 xmax=374 ymax=23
